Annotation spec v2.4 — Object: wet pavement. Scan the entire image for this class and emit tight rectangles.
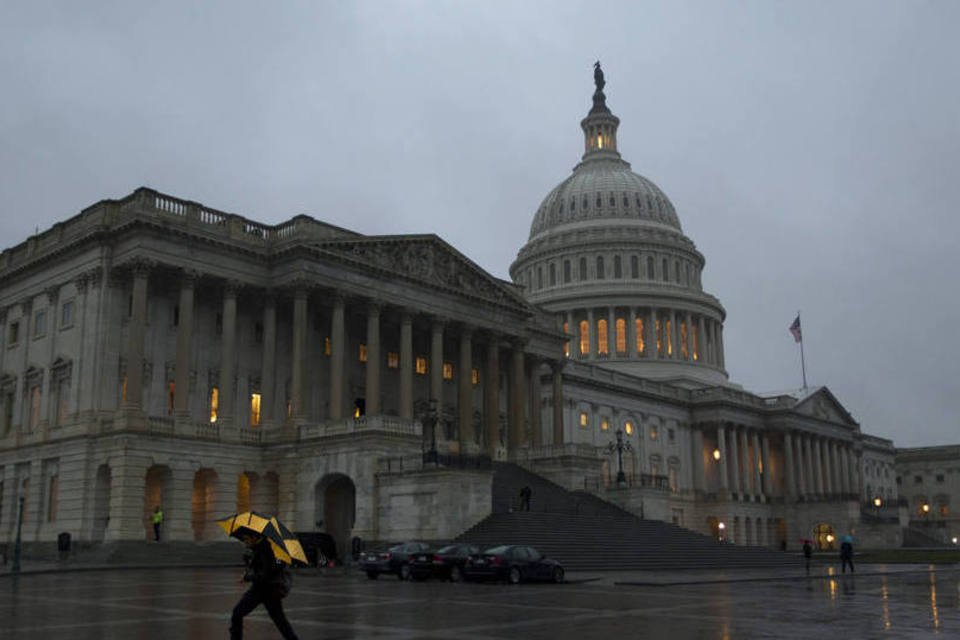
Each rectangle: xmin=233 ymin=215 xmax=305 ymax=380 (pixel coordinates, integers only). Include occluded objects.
xmin=1 ymin=565 xmax=958 ymax=638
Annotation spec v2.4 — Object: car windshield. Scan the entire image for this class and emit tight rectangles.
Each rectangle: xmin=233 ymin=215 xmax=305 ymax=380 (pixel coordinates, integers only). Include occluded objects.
xmin=484 ymin=545 xmax=509 ymax=555
xmin=436 ymin=545 xmax=460 ymax=554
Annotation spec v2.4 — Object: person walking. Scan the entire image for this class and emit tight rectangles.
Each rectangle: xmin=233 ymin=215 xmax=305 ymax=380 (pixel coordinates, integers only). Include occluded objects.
xmin=802 ymin=540 xmax=812 ymax=575
xmin=840 ymin=534 xmax=855 ymax=574
xmin=152 ymin=505 xmax=164 ymax=542
xmin=519 ymin=486 xmax=532 ymax=512
xmin=230 ymin=533 xmax=299 ymax=640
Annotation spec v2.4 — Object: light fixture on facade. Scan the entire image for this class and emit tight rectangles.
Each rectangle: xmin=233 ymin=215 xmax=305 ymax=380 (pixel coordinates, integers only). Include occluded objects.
xmin=713 ymin=449 xmax=721 ymax=461
xmin=873 ymin=497 xmax=883 ymax=508
xmin=922 ymin=503 xmax=931 ymax=514
xmin=826 ymin=534 xmax=835 ymax=543
xmin=952 ymin=537 xmax=958 ymax=545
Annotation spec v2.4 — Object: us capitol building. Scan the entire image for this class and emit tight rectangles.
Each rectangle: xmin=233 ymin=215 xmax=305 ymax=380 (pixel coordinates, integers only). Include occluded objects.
xmin=0 ymin=68 xmax=954 ymax=557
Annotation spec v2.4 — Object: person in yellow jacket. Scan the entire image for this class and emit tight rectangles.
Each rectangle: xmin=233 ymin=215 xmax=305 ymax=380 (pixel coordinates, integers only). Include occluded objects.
xmin=152 ymin=505 xmax=164 ymax=542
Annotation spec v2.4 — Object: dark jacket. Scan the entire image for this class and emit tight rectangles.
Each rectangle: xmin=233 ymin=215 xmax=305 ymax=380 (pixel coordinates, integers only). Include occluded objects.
xmin=244 ymin=539 xmax=292 ymax=597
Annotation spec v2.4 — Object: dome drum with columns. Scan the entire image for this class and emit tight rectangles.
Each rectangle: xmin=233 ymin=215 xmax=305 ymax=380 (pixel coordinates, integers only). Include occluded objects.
xmin=511 ymin=65 xmax=727 ymax=385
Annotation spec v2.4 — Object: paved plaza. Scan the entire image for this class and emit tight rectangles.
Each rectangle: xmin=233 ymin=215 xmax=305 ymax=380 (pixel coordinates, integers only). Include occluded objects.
xmin=1 ymin=565 xmax=957 ymax=639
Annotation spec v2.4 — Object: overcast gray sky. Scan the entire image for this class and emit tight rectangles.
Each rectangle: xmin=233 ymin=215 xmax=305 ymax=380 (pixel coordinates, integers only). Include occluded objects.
xmin=2 ymin=1 xmax=958 ymax=448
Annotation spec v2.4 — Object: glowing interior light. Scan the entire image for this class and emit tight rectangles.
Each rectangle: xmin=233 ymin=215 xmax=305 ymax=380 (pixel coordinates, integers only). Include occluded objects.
xmin=597 ymin=135 xmax=603 ymax=149
xmin=713 ymin=449 xmax=721 ymax=461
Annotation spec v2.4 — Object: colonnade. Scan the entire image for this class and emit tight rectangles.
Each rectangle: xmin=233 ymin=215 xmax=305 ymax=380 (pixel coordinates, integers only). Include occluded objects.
xmin=121 ymin=264 xmax=566 ymax=456
xmin=563 ymin=306 xmax=724 ymax=368
xmin=692 ymin=423 xmax=861 ymax=501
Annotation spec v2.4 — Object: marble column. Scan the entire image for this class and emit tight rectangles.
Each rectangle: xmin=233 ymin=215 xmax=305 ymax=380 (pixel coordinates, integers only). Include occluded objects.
xmin=484 ymin=338 xmax=500 ymax=455
xmin=551 ymin=362 xmax=563 ymax=445
xmin=587 ymin=309 xmax=596 ymax=359
xmin=668 ymin=310 xmax=678 ymax=359
xmin=124 ymin=262 xmax=150 ymax=409
xmin=739 ymin=428 xmax=751 ymax=495
xmin=717 ymin=423 xmax=728 ymax=491
xmin=697 ymin=315 xmax=707 ymax=364
xmin=685 ymin=311 xmax=694 ymax=361
xmin=811 ymin=438 xmax=824 ymax=496
xmin=692 ymin=427 xmax=705 ymax=492
xmin=647 ymin=308 xmax=657 ymax=359
xmin=729 ymin=425 xmax=741 ymax=495
xmin=784 ymin=432 xmax=796 ymax=498
xmin=430 ymin=319 xmax=445 ymax=414
xmin=753 ymin=431 xmax=763 ymax=497
xmin=329 ymin=294 xmax=345 ymax=421
xmin=261 ymin=296 xmax=276 ymax=424
xmin=628 ymin=307 xmax=637 ymax=358
xmin=565 ymin=311 xmax=574 ymax=358
xmin=458 ymin=326 xmax=473 ymax=449
xmin=508 ymin=345 xmax=525 ymax=450
xmin=607 ymin=307 xmax=616 ymax=356
xmin=527 ymin=357 xmax=541 ymax=446
xmin=399 ymin=312 xmax=413 ymax=420
xmin=290 ymin=286 xmax=307 ymax=420
xmin=717 ymin=324 xmax=726 ymax=369
xmin=174 ymin=273 xmax=196 ymax=416
xmin=219 ymin=282 xmax=238 ymax=424
xmin=365 ymin=303 xmax=381 ymax=416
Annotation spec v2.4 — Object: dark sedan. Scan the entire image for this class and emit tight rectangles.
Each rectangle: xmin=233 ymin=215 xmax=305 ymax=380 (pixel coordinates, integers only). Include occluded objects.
xmin=463 ymin=545 xmax=564 ymax=584
xmin=359 ymin=541 xmax=431 ymax=580
xmin=410 ymin=543 xmax=481 ymax=581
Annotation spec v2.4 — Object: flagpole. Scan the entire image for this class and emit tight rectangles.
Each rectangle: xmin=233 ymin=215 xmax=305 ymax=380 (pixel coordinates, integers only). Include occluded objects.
xmin=797 ymin=310 xmax=807 ymax=391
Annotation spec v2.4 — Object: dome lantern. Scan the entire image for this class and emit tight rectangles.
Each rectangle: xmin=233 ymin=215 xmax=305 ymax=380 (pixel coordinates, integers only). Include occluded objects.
xmin=581 ymin=62 xmax=621 ymax=161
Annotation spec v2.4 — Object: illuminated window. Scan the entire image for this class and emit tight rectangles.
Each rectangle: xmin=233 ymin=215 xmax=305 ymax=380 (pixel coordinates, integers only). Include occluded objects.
xmin=250 ymin=393 xmax=261 ymax=426
xmin=680 ymin=322 xmax=688 ymax=359
xmin=655 ymin=319 xmax=662 ymax=355
xmin=579 ymin=320 xmax=589 ymax=355
xmin=387 ymin=352 xmax=399 ymax=369
xmin=625 ymin=421 xmax=633 ymax=435
xmin=167 ymin=382 xmax=175 ymax=415
xmin=579 ymin=411 xmax=589 ymax=428
xmin=563 ymin=321 xmax=570 ymax=357
xmin=635 ymin=318 xmax=645 ymax=354
xmin=692 ymin=325 xmax=699 ymax=361
xmin=597 ymin=319 xmax=608 ymax=355
xmin=209 ymin=386 xmax=219 ymax=423
xmin=324 ymin=337 xmax=331 ymax=356
xmin=597 ymin=134 xmax=604 ymax=149
xmin=650 ymin=425 xmax=658 ymax=440
xmin=471 ymin=368 xmax=480 ymax=385
xmin=615 ymin=318 xmax=626 ymax=354
xmin=600 ymin=417 xmax=609 ymax=431
xmin=359 ymin=344 xmax=367 ymax=362
xmin=666 ymin=320 xmax=673 ymax=356
xmin=442 ymin=363 xmax=454 ymax=380
xmin=415 ymin=357 xmax=428 ymax=375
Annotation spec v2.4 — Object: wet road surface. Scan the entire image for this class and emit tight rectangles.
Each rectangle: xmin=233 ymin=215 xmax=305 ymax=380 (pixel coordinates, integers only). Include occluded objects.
xmin=1 ymin=566 xmax=957 ymax=638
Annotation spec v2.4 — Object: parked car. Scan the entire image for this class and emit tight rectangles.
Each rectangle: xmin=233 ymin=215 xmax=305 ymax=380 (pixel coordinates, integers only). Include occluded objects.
xmin=359 ymin=541 xmax=431 ymax=580
xmin=463 ymin=545 xmax=564 ymax=584
xmin=410 ymin=543 xmax=481 ymax=581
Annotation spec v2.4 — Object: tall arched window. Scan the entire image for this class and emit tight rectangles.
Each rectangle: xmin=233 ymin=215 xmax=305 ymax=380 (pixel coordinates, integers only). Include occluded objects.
xmin=579 ymin=257 xmax=587 ymax=281
xmin=597 ymin=319 xmax=608 ymax=355
xmin=655 ymin=319 xmax=663 ymax=356
xmin=630 ymin=255 xmax=639 ymax=278
xmin=662 ymin=258 xmax=669 ymax=282
xmin=579 ymin=320 xmax=589 ymax=355
xmin=549 ymin=263 xmax=556 ymax=286
xmin=596 ymin=256 xmax=605 ymax=279
xmin=647 ymin=256 xmax=655 ymax=280
xmin=614 ymin=256 xmax=622 ymax=278
xmin=563 ymin=260 xmax=571 ymax=283
xmin=615 ymin=318 xmax=626 ymax=354
xmin=680 ymin=322 xmax=688 ymax=359
xmin=635 ymin=318 xmax=645 ymax=354
xmin=675 ymin=261 xmax=680 ymax=282
xmin=563 ymin=321 xmax=570 ymax=357
xmin=537 ymin=267 xmax=543 ymax=289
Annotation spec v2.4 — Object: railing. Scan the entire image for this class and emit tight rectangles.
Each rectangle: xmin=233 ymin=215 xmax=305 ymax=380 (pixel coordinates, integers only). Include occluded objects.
xmin=422 ymin=451 xmax=492 ymax=470
xmin=300 ymin=415 xmax=422 ymax=441
xmin=147 ymin=416 xmax=175 ymax=435
xmin=513 ymin=443 xmax=602 ymax=461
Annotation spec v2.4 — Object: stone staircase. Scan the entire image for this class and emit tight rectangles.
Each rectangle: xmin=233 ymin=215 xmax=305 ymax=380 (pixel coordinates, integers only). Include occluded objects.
xmin=457 ymin=463 xmax=799 ymax=571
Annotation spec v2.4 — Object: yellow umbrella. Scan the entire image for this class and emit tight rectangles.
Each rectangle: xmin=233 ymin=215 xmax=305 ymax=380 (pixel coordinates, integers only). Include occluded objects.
xmin=217 ymin=511 xmax=307 ymax=566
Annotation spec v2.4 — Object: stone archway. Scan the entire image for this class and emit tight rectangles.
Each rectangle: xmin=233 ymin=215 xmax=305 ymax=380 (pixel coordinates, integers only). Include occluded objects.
xmin=237 ymin=472 xmax=257 ymax=513
xmin=314 ymin=474 xmax=356 ymax=562
xmin=144 ymin=465 xmax=173 ymax=541
xmin=192 ymin=468 xmax=219 ymax=541
xmin=92 ymin=464 xmax=111 ymax=542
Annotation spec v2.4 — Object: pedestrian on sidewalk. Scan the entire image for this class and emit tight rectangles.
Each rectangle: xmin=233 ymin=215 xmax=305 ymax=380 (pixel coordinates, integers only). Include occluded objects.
xmin=519 ymin=486 xmax=532 ymax=511
xmin=152 ymin=505 xmax=164 ymax=542
xmin=802 ymin=540 xmax=812 ymax=575
xmin=839 ymin=534 xmax=855 ymax=574
xmin=230 ymin=533 xmax=299 ymax=640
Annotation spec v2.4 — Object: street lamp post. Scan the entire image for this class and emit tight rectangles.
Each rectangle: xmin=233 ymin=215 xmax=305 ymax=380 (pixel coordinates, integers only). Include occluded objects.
xmin=12 ymin=494 xmax=25 ymax=574
xmin=606 ymin=429 xmax=633 ymax=486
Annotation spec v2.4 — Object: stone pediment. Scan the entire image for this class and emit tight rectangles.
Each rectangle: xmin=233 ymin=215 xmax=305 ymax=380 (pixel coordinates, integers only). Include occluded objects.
xmin=793 ymin=387 xmax=858 ymax=427
xmin=314 ymin=235 xmax=531 ymax=311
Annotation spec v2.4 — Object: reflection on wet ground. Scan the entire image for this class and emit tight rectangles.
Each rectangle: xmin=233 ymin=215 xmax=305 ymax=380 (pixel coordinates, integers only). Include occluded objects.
xmin=0 ymin=566 xmax=957 ymax=638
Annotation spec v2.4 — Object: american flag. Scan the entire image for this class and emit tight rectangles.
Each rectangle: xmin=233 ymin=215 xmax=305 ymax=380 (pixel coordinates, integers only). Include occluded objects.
xmin=789 ymin=315 xmax=802 ymax=343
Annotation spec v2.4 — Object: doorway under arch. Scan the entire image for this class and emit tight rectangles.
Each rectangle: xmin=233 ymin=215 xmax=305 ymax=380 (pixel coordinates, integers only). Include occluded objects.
xmin=143 ymin=465 xmax=172 ymax=541
xmin=314 ymin=474 xmax=356 ymax=563
xmin=192 ymin=468 xmax=218 ymax=541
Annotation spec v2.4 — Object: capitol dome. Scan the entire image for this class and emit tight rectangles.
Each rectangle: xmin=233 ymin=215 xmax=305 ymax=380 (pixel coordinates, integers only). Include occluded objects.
xmin=511 ymin=64 xmax=728 ymax=385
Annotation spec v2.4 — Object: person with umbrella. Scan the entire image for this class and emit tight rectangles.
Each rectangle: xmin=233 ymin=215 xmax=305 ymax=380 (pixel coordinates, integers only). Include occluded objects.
xmin=839 ymin=533 xmax=855 ymax=574
xmin=800 ymin=538 xmax=813 ymax=574
xmin=219 ymin=512 xmax=306 ymax=640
